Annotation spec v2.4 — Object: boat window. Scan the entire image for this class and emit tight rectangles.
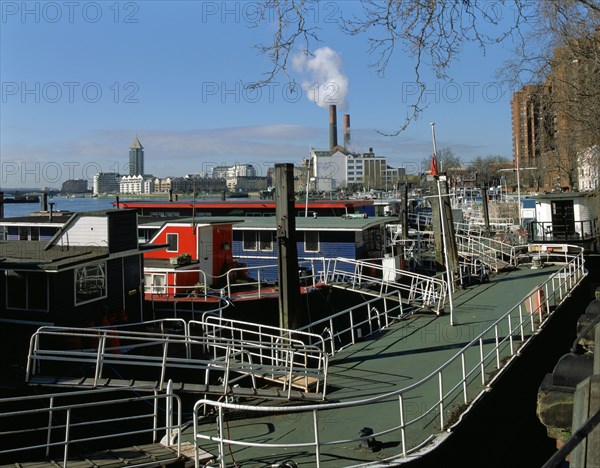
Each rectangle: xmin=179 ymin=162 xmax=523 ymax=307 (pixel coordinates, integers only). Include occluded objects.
xmin=6 ymin=270 xmax=48 ymax=312
xmin=18 ymin=227 xmax=28 ymax=240
xmin=258 ymin=231 xmax=273 ymax=251
xmin=75 ymin=263 xmax=106 ymax=305
xmin=243 ymin=231 xmax=257 ymax=251
xmin=305 ymin=231 xmax=319 ymax=252
xmin=144 ymin=273 xmax=166 ymax=294
xmin=166 ymin=233 xmax=178 ymax=252
xmin=30 ymin=227 xmax=40 ymax=241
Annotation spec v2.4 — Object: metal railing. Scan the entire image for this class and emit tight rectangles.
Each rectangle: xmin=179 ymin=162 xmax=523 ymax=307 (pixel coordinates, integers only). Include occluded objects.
xmin=192 ymin=245 xmax=586 ymax=467
xmin=144 ymin=267 xmax=209 ymax=298
xmin=528 ymin=218 xmax=599 ymax=243
xmin=0 ymin=385 xmax=181 ymax=467
xmin=144 ymin=259 xmax=328 ymax=303
xmin=25 ymin=319 xmax=327 ymax=398
xmin=455 ymin=233 xmax=529 ymax=272
xmin=326 ymin=257 xmax=447 ymax=314
xmin=190 ymin=316 xmax=328 ymax=397
xmin=296 ymin=289 xmax=405 ymax=355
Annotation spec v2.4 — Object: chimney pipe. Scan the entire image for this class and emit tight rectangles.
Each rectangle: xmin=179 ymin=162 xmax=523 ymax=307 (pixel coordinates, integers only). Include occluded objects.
xmin=344 ymin=114 xmax=350 ymax=148
xmin=329 ymin=105 xmax=338 ymax=152
xmin=48 ymin=202 xmax=55 ymax=222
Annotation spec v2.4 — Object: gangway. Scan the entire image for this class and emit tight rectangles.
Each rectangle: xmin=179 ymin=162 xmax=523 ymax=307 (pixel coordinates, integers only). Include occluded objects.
xmin=0 ymin=384 xmax=183 ymax=467
xmin=326 ymin=257 xmax=447 ymax=315
xmin=25 ymin=319 xmax=328 ymax=401
xmin=456 ymin=233 xmax=528 ymax=272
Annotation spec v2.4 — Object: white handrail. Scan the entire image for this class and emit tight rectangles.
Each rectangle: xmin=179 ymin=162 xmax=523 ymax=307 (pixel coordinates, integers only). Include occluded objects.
xmin=192 ymin=245 xmax=586 ymax=467
xmin=327 ymin=257 xmax=447 ymax=314
xmin=0 ymin=386 xmax=182 ymax=466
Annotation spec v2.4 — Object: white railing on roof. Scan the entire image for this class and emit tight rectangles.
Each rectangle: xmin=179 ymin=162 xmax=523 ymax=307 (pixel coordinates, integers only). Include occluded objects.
xmin=192 ymin=245 xmax=586 ymax=468
xmin=326 ymin=257 xmax=447 ymax=314
xmin=145 ymin=259 xmax=328 ymax=303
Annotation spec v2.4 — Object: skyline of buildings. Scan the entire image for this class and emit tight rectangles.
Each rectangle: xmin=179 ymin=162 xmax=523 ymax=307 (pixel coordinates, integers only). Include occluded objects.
xmin=510 ymin=36 xmax=599 ymax=193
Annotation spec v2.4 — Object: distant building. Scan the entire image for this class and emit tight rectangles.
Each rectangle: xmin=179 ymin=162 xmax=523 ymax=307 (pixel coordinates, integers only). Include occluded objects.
xmin=227 ymin=176 xmax=268 ymax=192
xmin=93 ymin=172 xmax=121 ymax=195
xmin=120 ymin=175 xmax=154 ymax=194
xmin=129 ymin=136 xmax=144 ymax=176
xmin=153 ymin=175 xmax=227 ymax=194
xmin=309 ymin=105 xmax=404 ymax=191
xmin=61 ymin=179 xmax=88 ymax=194
xmin=212 ymin=164 xmax=257 ymax=179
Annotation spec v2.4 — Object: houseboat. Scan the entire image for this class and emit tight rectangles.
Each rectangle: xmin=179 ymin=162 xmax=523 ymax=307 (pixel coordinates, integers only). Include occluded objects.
xmin=526 ymin=192 xmax=600 ymax=253
xmin=115 ymin=198 xmax=376 ymax=218
xmin=139 ymin=214 xmax=398 ymax=322
xmin=0 ymin=209 xmax=154 ymax=328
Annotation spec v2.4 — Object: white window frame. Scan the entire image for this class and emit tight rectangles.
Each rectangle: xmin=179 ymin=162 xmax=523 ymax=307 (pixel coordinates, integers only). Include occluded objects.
xmin=75 ymin=262 xmax=107 ymax=306
xmin=258 ymin=231 xmax=273 ymax=252
xmin=243 ymin=231 xmax=258 ymax=251
xmin=144 ymin=273 xmax=167 ymax=295
xmin=166 ymin=233 xmax=178 ymax=252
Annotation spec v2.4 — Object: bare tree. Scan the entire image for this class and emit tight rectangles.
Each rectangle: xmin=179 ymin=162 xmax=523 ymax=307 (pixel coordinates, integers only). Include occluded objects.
xmin=421 ymin=147 xmax=462 ymax=173
xmin=251 ymin=1 xmax=599 ymax=136
xmin=468 ymin=155 xmax=512 ymax=187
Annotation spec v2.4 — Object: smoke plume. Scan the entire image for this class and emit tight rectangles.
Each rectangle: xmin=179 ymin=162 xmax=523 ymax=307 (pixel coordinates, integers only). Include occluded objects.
xmin=292 ymin=47 xmax=349 ymax=110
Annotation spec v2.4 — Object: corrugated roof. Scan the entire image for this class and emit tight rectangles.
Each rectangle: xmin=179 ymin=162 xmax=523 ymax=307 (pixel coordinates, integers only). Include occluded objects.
xmin=0 ymin=241 xmax=109 ymax=270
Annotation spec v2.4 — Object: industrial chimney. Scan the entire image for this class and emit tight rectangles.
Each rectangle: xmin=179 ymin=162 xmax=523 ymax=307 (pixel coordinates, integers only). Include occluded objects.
xmin=343 ymin=114 xmax=351 ymax=148
xmin=329 ymin=104 xmax=338 ymax=152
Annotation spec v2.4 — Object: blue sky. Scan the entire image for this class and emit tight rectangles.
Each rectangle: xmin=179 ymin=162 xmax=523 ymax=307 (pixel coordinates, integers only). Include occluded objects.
xmin=0 ymin=1 xmax=527 ymax=189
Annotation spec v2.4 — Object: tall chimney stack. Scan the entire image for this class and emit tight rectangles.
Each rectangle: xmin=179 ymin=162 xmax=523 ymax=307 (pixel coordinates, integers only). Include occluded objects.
xmin=329 ymin=104 xmax=338 ymax=152
xmin=343 ymin=114 xmax=351 ymax=148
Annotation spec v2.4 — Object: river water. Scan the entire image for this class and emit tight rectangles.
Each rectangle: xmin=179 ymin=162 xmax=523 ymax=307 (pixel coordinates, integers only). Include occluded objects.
xmin=3 ymin=196 xmax=125 ymax=218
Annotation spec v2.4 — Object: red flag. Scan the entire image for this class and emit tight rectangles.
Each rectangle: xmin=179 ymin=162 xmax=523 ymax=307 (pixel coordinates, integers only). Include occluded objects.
xmin=430 ymin=154 xmax=439 ymax=177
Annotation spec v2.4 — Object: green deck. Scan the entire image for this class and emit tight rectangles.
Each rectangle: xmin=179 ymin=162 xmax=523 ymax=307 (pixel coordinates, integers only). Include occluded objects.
xmin=186 ymin=263 xmax=583 ymax=467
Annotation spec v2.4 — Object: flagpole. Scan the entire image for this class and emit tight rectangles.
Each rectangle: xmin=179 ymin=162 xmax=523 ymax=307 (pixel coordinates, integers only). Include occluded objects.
xmin=431 ymin=122 xmax=454 ymax=325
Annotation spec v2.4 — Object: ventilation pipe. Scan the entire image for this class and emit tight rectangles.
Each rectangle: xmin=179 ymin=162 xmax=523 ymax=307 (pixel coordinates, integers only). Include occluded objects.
xmin=329 ymin=104 xmax=338 ymax=152
xmin=344 ymin=114 xmax=351 ymax=148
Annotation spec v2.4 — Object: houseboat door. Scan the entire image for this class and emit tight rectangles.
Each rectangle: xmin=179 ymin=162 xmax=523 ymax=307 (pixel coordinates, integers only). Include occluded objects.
xmin=197 ymin=228 xmax=213 ymax=279
xmin=551 ymin=200 xmax=575 ymax=240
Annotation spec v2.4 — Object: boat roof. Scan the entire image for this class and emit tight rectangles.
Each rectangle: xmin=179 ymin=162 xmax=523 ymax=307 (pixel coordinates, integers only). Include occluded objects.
xmin=116 ymin=199 xmax=374 ymax=209
xmin=530 ymin=191 xmax=597 ymax=201
xmin=232 ymin=216 xmax=394 ymax=231
xmin=0 ymin=240 xmax=109 ymax=270
xmin=138 ymin=216 xmax=246 ymax=228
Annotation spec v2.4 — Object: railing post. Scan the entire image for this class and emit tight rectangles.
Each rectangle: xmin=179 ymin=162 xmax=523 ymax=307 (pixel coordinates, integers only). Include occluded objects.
xmin=94 ymin=333 xmax=106 ymax=387
xmin=461 ymin=353 xmax=468 ymax=403
xmin=63 ymin=408 xmax=71 ymax=467
xmin=313 ymin=409 xmax=321 ymax=468
xmin=479 ymin=337 xmax=485 ymax=385
xmin=218 ymin=405 xmax=226 ymax=468
xmin=159 ymin=338 xmax=169 ymax=390
xmin=46 ymin=396 xmax=54 ymax=459
xmin=166 ymin=379 xmax=173 ymax=445
xmin=438 ymin=371 xmax=444 ymax=430
xmin=398 ymin=394 xmax=407 ymax=457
